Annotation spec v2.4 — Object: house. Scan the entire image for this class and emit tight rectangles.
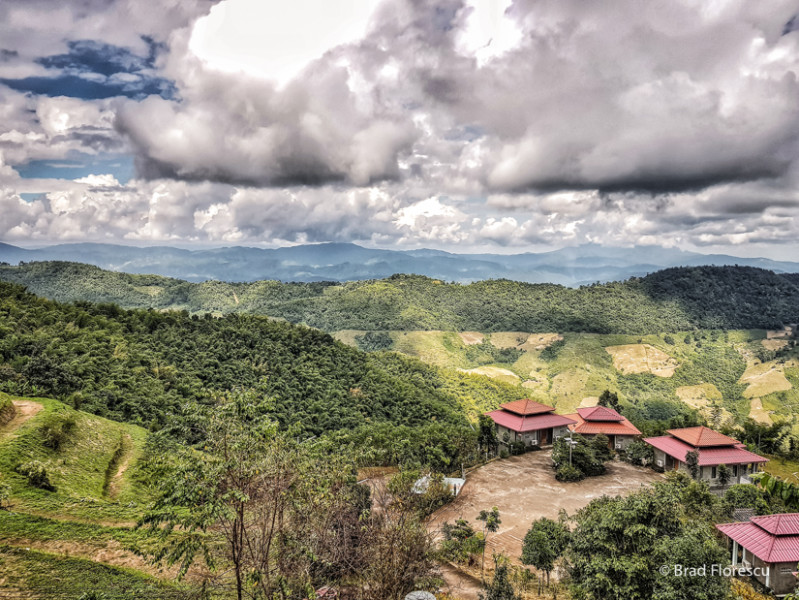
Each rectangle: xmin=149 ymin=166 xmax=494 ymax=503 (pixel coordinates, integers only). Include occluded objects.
xmin=644 ymin=426 xmax=767 ymax=489
xmin=717 ymin=513 xmax=799 ymax=596
xmin=563 ymin=406 xmax=641 ymax=450
xmin=486 ymin=400 xmax=576 ymax=448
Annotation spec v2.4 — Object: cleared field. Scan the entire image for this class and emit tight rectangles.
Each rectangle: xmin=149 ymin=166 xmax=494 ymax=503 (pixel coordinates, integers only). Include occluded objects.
xmin=675 ymin=384 xmax=733 ymax=426
xmin=749 ymin=398 xmax=773 ymax=425
xmin=762 ymin=339 xmax=789 ymax=351
xmin=458 ymin=366 xmax=521 ymax=385
xmin=459 ymin=331 xmax=484 ymax=345
xmin=550 ymin=368 xmax=591 ymax=413
xmin=490 ymin=332 xmax=562 ymax=351
xmin=579 ymin=396 xmax=600 ymax=408
xmin=605 ymin=344 xmax=678 ymax=377
xmin=739 ymin=360 xmax=793 ymax=398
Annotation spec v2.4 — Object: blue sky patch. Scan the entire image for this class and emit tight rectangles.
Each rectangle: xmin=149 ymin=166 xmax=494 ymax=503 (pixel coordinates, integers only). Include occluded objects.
xmin=17 ymin=153 xmax=135 ymax=184
xmin=0 ymin=38 xmax=176 ymax=100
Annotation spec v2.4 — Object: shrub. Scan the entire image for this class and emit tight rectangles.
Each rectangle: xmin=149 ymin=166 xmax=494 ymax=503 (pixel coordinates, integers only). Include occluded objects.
xmin=0 ymin=476 xmax=11 ymax=509
xmin=555 ymin=464 xmax=583 ymax=482
xmin=509 ymin=440 xmax=526 ymax=456
xmin=38 ymin=412 xmax=77 ymax=450
xmin=499 ymin=449 xmax=509 ymax=459
xmin=624 ymin=439 xmax=654 ymax=466
xmin=16 ymin=460 xmax=55 ymax=491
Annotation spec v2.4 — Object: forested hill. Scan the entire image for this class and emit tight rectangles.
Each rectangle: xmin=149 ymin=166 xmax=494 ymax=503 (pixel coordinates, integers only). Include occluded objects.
xmin=0 ymin=280 xmax=491 ymax=437
xmin=1 ymin=262 xmax=799 ymax=334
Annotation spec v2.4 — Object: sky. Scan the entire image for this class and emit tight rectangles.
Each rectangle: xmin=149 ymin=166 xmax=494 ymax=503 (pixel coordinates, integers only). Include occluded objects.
xmin=0 ymin=0 xmax=798 ymax=258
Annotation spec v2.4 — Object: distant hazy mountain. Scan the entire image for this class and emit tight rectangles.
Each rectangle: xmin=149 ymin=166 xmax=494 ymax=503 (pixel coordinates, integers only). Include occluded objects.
xmin=1 ymin=241 xmax=797 ymax=286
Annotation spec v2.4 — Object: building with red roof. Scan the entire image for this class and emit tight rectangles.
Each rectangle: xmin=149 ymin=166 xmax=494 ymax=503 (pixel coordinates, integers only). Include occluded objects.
xmin=563 ymin=406 xmax=641 ymax=451
xmin=717 ymin=513 xmax=799 ymax=595
xmin=486 ymin=400 xmax=576 ymax=448
xmin=644 ymin=426 xmax=767 ymax=490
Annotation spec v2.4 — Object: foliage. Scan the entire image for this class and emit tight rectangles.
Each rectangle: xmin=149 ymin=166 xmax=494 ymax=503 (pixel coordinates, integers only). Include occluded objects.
xmin=552 ymin=435 xmax=608 ymax=480
xmin=355 ymin=330 xmax=394 ymax=352
xmin=0 ymin=474 xmax=10 ymax=509
xmin=37 ymin=411 xmax=76 ymax=451
xmin=0 ymin=281 xmax=477 ymax=452
xmin=722 ymin=484 xmax=772 ymax=516
xmin=478 ymin=414 xmax=498 ymax=454
xmin=753 ymin=471 xmax=799 ymax=510
xmin=598 ymin=390 xmax=621 ymax=412
xmin=479 ymin=560 xmax=521 ymax=600
xmin=4 ymin=263 xmax=799 ymax=334
xmin=568 ymin=481 xmax=729 ymax=600
xmin=440 ymin=518 xmax=485 ymax=564
xmin=717 ymin=463 xmax=730 ymax=487
xmin=16 ymin=460 xmax=55 ymax=491
xmin=520 ymin=517 xmax=570 ymax=585
xmin=477 ymin=507 xmax=501 ymax=576
xmin=685 ymin=450 xmax=700 ymax=479
xmin=555 ymin=464 xmax=583 ymax=482
xmin=624 ymin=439 xmax=654 ymax=466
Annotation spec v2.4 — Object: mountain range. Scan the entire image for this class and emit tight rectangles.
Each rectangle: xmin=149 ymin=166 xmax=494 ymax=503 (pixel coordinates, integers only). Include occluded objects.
xmin=1 ymin=241 xmax=798 ymax=286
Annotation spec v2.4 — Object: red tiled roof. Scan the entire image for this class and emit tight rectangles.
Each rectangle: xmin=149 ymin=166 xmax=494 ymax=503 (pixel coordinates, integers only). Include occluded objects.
xmin=565 ymin=410 xmax=641 ymax=436
xmin=487 ymin=409 xmax=576 ymax=433
xmin=644 ymin=435 xmax=768 ymax=466
xmin=751 ymin=514 xmax=799 ymax=536
xmin=717 ymin=514 xmax=799 ymax=563
xmin=667 ymin=426 xmax=740 ymax=448
xmin=578 ymin=406 xmax=624 ymax=422
xmin=499 ymin=399 xmax=555 ymax=416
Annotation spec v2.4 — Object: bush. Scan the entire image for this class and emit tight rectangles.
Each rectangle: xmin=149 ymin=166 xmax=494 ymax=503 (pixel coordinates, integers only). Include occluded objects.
xmin=16 ymin=460 xmax=55 ymax=491
xmin=624 ymin=439 xmax=654 ymax=466
xmin=555 ymin=464 xmax=583 ymax=482
xmin=38 ymin=412 xmax=77 ymax=450
xmin=509 ymin=440 xmax=526 ymax=456
xmin=499 ymin=449 xmax=509 ymax=459
xmin=0 ymin=476 xmax=11 ymax=509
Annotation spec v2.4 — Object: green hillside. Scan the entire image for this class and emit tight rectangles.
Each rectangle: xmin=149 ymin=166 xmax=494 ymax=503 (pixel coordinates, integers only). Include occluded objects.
xmin=334 ymin=328 xmax=799 ymax=435
xmin=0 ymin=393 xmax=201 ymax=598
xmin=2 ymin=262 xmax=799 ymax=333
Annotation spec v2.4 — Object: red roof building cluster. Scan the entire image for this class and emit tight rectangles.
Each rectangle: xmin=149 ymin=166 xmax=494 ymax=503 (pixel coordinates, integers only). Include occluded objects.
xmin=564 ymin=406 xmax=641 ymax=437
xmin=645 ymin=426 xmax=767 ymax=467
xmin=486 ymin=400 xmax=576 ymax=433
xmin=717 ymin=514 xmax=799 ymax=564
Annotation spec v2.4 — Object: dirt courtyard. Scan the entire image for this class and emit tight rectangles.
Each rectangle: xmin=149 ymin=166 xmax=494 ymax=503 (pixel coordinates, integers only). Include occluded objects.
xmin=428 ymin=451 xmax=663 ymax=562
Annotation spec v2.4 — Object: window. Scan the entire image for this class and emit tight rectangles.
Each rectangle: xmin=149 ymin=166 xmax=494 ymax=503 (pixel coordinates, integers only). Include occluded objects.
xmin=711 ymin=466 xmax=717 ymax=479
xmin=733 ymin=465 xmax=738 ymax=477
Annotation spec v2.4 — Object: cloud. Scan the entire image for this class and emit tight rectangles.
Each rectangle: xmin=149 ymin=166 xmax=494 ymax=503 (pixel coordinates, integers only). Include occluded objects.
xmin=2 ymin=0 xmax=799 ymax=258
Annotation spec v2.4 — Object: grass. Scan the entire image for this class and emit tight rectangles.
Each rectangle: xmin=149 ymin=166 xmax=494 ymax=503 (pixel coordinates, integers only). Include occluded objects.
xmin=0 ymin=396 xmax=150 ymax=507
xmin=0 ymin=544 xmax=207 ymax=599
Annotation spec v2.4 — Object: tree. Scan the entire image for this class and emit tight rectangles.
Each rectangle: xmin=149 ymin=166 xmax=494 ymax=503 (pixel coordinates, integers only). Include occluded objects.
xmin=477 ymin=507 xmax=501 ymax=578
xmin=552 ymin=435 xmax=607 ymax=480
xmin=440 ymin=518 xmax=484 ymax=565
xmin=479 ymin=558 xmax=520 ymax=600
xmin=624 ymin=439 xmax=654 ymax=466
xmin=478 ymin=415 xmax=498 ymax=456
xmin=568 ymin=482 xmax=728 ymax=600
xmin=598 ymin=390 xmax=621 ymax=413
xmin=717 ymin=463 xmax=730 ymax=487
xmin=521 ymin=517 xmax=570 ymax=586
xmin=685 ymin=450 xmax=700 ymax=480
xmin=142 ymin=391 xmax=366 ymax=600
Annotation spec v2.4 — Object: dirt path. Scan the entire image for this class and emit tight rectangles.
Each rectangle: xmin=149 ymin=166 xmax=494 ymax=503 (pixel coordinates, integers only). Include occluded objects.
xmin=107 ymin=434 xmax=133 ymax=499
xmin=0 ymin=400 xmax=43 ymax=441
xmin=439 ymin=562 xmax=482 ymax=600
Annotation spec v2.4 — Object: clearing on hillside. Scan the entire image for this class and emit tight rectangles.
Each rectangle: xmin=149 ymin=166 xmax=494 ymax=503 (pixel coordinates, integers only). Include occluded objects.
xmin=739 ymin=360 xmax=792 ymax=398
xmin=675 ymin=384 xmax=731 ymax=425
xmin=458 ymin=331 xmax=484 ymax=345
xmin=458 ymin=366 xmax=521 ymax=385
xmin=0 ymin=400 xmax=44 ymax=441
xmin=579 ymin=396 xmax=600 ymax=408
xmin=490 ymin=332 xmax=563 ymax=351
xmin=749 ymin=398 xmax=773 ymax=425
xmin=762 ymin=339 xmax=789 ymax=351
xmin=605 ymin=344 xmax=678 ymax=377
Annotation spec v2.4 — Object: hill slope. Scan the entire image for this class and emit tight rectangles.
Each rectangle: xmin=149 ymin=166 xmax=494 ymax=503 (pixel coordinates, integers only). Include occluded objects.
xmin=2 ymin=262 xmax=798 ymax=334
xmin=0 ymin=280 xmax=514 ymax=436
